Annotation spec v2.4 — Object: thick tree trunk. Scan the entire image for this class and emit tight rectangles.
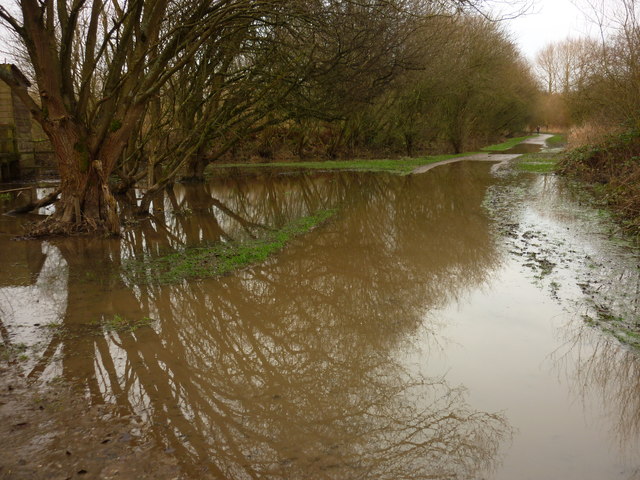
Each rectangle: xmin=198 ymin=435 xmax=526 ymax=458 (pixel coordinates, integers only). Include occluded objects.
xmin=30 ymin=122 xmax=121 ymax=236
xmin=404 ymin=133 xmax=414 ymax=157
xmin=51 ymin=166 xmax=119 ymax=234
xmin=181 ymin=152 xmax=209 ymax=183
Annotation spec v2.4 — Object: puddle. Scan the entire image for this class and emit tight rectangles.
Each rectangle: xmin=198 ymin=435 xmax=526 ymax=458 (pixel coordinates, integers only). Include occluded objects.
xmin=1 ymin=164 xmax=639 ymax=479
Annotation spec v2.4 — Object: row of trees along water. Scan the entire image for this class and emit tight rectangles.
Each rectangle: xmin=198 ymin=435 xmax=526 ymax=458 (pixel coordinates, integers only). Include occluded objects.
xmin=0 ymin=0 xmax=538 ymax=236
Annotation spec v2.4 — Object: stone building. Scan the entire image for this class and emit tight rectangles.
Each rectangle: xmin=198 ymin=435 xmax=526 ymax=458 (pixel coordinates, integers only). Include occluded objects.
xmin=0 ymin=64 xmax=36 ymax=181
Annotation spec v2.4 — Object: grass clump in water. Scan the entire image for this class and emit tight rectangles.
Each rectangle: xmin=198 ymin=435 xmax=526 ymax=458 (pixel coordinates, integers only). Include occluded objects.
xmin=0 ymin=342 xmax=29 ymax=362
xmin=583 ymin=313 xmax=640 ymax=350
xmin=125 ymin=209 xmax=336 ymax=284
xmin=515 ymin=153 xmax=559 ymax=173
xmin=97 ymin=314 xmax=154 ymax=332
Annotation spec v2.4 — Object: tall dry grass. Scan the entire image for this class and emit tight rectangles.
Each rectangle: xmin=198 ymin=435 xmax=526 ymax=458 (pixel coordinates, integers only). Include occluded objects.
xmin=567 ymin=123 xmax=624 ymax=149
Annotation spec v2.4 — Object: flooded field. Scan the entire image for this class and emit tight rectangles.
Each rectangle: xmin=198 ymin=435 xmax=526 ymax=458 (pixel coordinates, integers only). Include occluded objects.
xmin=1 ymin=160 xmax=640 ymax=479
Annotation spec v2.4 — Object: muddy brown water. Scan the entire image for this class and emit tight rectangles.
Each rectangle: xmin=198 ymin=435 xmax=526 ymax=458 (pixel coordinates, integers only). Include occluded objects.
xmin=1 ymin=162 xmax=640 ymax=479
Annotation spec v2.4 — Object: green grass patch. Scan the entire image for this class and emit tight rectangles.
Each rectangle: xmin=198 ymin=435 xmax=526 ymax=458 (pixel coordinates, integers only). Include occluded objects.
xmin=545 ymin=134 xmax=567 ymax=148
xmin=514 ymin=153 xmax=559 ymax=173
xmin=211 ymin=153 xmax=480 ymax=175
xmin=124 ymin=209 xmax=336 ymax=284
xmin=211 ymin=137 xmax=545 ymax=175
xmin=481 ymin=135 xmax=535 ymax=152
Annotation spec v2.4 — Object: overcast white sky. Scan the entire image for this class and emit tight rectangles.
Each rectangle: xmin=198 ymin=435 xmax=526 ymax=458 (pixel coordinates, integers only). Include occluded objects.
xmin=502 ymin=0 xmax=596 ymax=60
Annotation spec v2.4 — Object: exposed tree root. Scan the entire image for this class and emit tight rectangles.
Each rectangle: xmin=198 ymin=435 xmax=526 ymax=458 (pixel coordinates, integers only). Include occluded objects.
xmin=21 ymin=215 xmax=119 ymax=239
xmin=6 ymin=188 xmax=61 ymax=215
xmin=5 ymin=188 xmax=113 ymax=238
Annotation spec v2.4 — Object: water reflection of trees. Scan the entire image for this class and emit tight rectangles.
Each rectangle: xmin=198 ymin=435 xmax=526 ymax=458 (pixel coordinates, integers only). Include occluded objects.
xmin=556 ymin=325 xmax=640 ymax=449
xmin=8 ymin=164 xmax=512 ymax=478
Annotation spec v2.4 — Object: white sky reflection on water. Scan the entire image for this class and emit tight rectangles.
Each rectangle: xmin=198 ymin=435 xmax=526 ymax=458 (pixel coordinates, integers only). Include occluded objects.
xmin=419 ymin=260 xmax=640 ymax=480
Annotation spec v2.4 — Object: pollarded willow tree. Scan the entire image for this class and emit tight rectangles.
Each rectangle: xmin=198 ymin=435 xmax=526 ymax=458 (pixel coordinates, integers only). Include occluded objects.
xmin=0 ymin=0 xmax=290 ymax=234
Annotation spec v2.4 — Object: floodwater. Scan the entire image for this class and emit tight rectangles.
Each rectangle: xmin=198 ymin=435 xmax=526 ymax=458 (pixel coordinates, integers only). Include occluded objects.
xmin=1 ymin=161 xmax=640 ymax=479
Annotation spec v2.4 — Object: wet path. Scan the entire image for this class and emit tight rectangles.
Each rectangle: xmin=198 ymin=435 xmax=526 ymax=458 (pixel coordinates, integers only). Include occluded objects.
xmin=411 ymin=153 xmax=521 ymax=174
xmin=411 ymin=133 xmax=555 ymax=175
xmin=1 ymin=156 xmax=640 ymax=479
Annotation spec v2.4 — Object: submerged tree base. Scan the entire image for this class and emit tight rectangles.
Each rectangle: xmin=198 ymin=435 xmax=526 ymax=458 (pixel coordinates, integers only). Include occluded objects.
xmin=123 ymin=209 xmax=336 ymax=284
xmin=22 ymin=215 xmax=119 ymax=239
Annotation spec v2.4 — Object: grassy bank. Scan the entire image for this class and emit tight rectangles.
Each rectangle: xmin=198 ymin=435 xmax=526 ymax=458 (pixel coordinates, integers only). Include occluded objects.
xmin=211 ymin=137 xmax=541 ymax=175
xmin=212 ymin=152 xmax=480 ymax=175
xmin=545 ymin=134 xmax=567 ymax=148
xmin=123 ymin=209 xmax=336 ymax=284
xmin=558 ymin=129 xmax=640 ymax=236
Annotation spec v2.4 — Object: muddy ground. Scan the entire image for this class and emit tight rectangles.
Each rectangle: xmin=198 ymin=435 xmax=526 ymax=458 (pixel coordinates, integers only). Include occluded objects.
xmin=0 ymin=364 xmax=188 ymax=479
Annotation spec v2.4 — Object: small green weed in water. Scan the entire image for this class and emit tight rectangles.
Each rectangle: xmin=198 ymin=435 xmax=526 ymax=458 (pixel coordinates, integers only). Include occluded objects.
xmin=94 ymin=314 xmax=154 ymax=333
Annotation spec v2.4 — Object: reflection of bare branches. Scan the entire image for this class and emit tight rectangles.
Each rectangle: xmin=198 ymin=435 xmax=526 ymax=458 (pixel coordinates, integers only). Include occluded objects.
xmin=209 ymin=196 xmax=267 ymax=239
xmin=26 ymin=334 xmax=61 ymax=380
xmin=555 ymin=322 xmax=640 ymax=449
xmin=3 ymin=163 xmax=508 ymax=478
xmin=69 ymin=312 xmax=509 ymax=480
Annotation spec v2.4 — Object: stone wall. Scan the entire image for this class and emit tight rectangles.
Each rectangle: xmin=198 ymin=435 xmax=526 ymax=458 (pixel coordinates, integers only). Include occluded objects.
xmin=0 ymin=76 xmax=14 ymax=132
xmin=11 ymin=84 xmax=35 ymax=168
xmin=0 ymin=65 xmax=37 ymax=179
